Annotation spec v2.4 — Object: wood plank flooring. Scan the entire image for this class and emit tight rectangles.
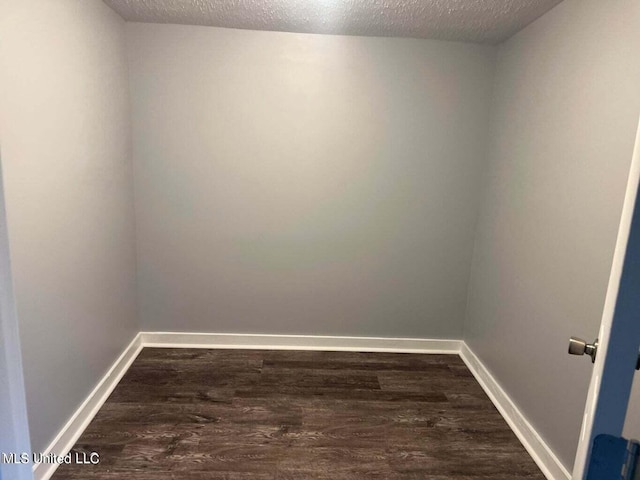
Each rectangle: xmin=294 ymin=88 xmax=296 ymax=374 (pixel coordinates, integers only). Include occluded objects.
xmin=52 ymin=349 xmax=545 ymax=479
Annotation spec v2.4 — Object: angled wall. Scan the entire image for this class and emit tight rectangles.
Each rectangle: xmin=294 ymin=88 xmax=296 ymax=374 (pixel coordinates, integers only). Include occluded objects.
xmin=464 ymin=0 xmax=640 ymax=470
xmin=0 ymin=0 xmax=138 ymax=454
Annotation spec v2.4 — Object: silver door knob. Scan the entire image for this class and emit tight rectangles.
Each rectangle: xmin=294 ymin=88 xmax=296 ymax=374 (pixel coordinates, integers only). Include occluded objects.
xmin=568 ymin=337 xmax=598 ymax=363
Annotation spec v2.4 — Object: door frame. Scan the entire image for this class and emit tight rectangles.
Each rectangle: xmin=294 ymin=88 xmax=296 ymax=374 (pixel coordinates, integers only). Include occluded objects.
xmin=0 ymin=155 xmax=33 ymax=480
xmin=572 ymin=116 xmax=640 ymax=479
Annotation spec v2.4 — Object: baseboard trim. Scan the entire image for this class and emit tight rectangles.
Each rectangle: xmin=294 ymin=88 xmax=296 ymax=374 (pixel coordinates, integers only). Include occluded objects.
xmin=139 ymin=331 xmax=462 ymax=354
xmin=459 ymin=343 xmax=571 ymax=480
xmin=33 ymin=333 xmax=143 ymax=480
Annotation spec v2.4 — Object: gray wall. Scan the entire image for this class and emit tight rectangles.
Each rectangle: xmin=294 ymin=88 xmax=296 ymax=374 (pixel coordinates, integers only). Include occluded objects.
xmin=127 ymin=24 xmax=496 ymax=338
xmin=0 ymin=0 xmax=138 ymax=453
xmin=625 ymin=377 xmax=640 ymax=439
xmin=464 ymin=0 xmax=640 ymax=470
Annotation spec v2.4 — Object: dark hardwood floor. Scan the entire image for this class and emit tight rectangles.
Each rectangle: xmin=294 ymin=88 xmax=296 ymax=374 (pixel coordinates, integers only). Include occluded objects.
xmin=52 ymin=348 xmax=545 ymax=479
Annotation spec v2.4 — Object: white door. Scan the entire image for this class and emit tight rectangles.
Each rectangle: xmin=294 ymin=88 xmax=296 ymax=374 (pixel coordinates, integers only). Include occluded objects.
xmin=572 ymin=117 xmax=640 ymax=479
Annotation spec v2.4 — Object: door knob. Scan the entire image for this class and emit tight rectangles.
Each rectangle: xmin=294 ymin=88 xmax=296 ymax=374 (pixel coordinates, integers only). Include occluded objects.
xmin=568 ymin=336 xmax=598 ymax=363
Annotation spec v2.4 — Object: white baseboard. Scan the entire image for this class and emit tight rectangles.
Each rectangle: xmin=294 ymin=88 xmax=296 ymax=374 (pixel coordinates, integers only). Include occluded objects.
xmin=139 ymin=331 xmax=462 ymax=354
xmin=33 ymin=333 xmax=143 ymax=480
xmin=459 ymin=343 xmax=571 ymax=480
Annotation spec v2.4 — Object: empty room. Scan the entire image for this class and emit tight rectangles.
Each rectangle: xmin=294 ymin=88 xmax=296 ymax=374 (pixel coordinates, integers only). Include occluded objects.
xmin=1 ymin=0 xmax=640 ymax=479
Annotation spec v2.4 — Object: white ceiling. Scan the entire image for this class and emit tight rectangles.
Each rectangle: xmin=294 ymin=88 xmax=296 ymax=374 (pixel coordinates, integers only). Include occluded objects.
xmin=103 ymin=0 xmax=564 ymax=45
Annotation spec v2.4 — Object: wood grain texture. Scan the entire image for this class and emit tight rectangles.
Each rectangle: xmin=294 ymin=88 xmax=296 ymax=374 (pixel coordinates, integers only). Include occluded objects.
xmin=51 ymin=349 xmax=545 ymax=479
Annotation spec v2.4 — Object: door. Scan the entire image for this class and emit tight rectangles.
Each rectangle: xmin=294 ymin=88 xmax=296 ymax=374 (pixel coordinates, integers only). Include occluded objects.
xmin=571 ymin=117 xmax=640 ymax=479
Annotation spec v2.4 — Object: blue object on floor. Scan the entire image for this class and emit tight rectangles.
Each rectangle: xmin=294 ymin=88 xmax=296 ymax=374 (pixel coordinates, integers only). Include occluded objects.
xmin=587 ymin=434 xmax=639 ymax=480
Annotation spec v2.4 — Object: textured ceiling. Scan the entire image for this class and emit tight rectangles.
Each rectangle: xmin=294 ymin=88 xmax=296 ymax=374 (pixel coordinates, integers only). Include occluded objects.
xmin=103 ymin=0 xmax=564 ymax=44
